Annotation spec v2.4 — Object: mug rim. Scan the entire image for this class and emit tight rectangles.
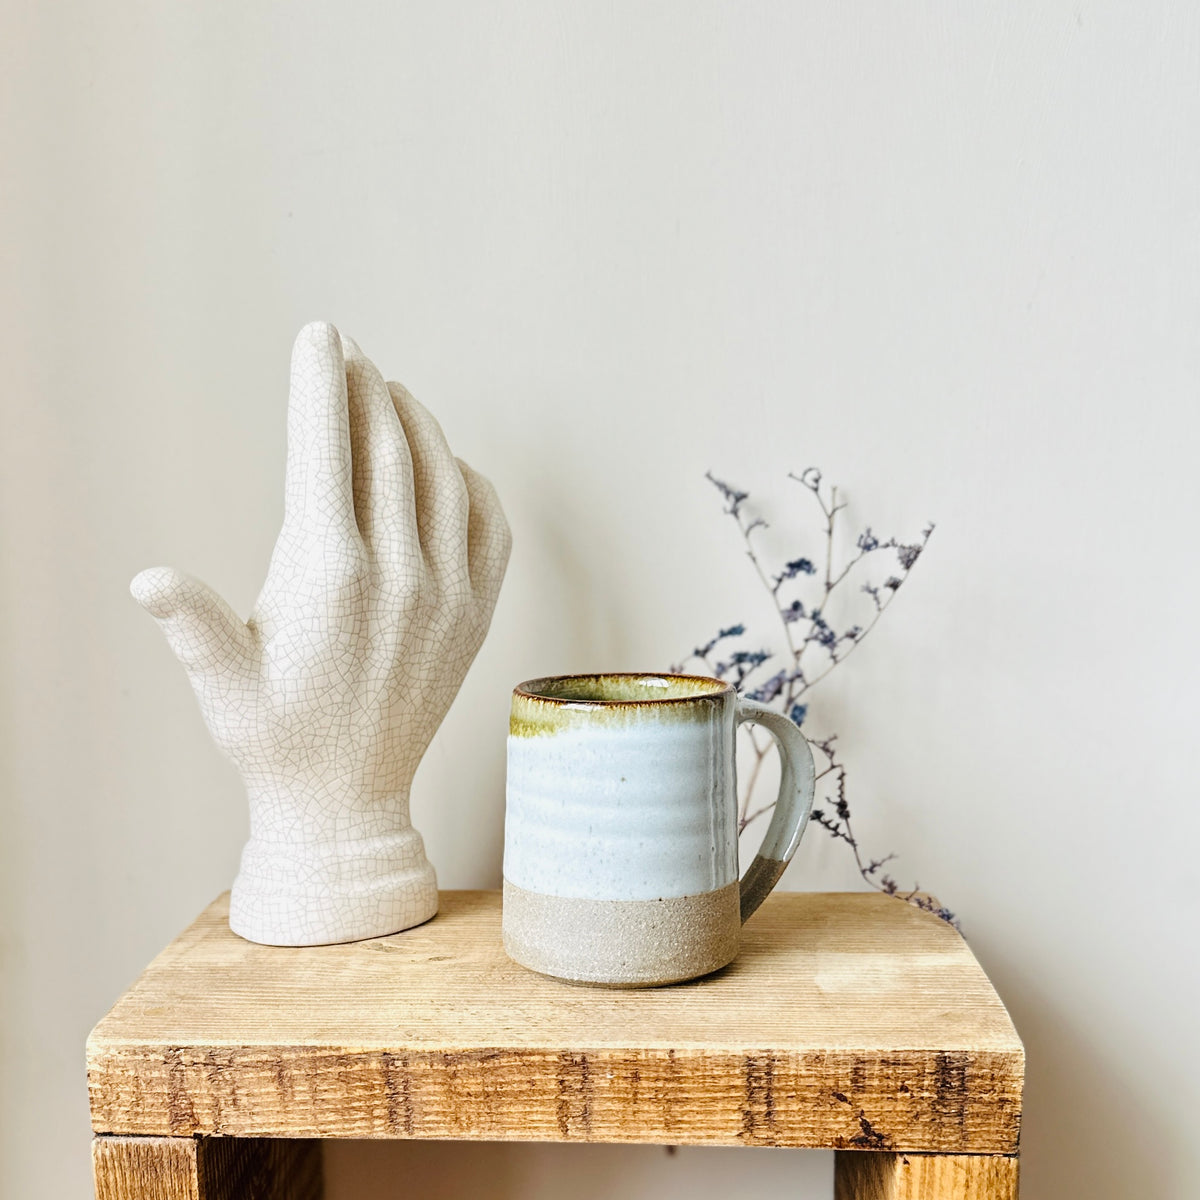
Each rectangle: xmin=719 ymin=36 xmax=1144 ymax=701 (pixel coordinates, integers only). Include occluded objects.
xmin=514 ymin=671 xmax=734 ymax=707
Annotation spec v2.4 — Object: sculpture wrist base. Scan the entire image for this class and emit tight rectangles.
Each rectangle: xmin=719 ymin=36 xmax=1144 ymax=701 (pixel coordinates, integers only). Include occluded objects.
xmin=229 ymin=826 xmax=438 ymax=946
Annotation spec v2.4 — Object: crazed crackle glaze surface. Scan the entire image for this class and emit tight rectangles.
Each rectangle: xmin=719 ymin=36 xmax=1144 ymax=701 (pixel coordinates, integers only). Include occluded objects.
xmin=131 ymin=323 xmax=511 ymax=946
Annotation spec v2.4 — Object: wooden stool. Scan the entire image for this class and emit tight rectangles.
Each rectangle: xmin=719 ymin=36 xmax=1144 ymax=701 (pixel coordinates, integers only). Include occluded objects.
xmin=88 ymin=891 xmax=1022 ymax=1198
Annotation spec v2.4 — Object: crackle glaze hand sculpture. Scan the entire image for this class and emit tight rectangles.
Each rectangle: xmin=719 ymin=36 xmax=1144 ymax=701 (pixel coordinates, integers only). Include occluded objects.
xmin=132 ymin=323 xmax=512 ymax=946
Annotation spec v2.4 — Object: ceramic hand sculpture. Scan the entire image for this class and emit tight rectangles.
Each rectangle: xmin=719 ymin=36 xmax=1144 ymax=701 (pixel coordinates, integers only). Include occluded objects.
xmin=132 ymin=323 xmax=511 ymax=946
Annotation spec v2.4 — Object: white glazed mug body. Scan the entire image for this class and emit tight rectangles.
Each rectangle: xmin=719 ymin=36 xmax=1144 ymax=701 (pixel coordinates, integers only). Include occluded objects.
xmin=502 ymin=673 xmax=815 ymax=986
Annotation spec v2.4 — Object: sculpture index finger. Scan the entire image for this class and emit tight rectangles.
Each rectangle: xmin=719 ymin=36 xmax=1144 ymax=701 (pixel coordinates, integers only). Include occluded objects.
xmin=283 ymin=322 xmax=358 ymax=543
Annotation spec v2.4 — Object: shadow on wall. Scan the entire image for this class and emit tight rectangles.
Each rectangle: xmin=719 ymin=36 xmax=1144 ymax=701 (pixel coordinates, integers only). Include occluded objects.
xmin=324 ymin=1141 xmax=832 ymax=1200
xmin=413 ymin=462 xmax=642 ymax=894
xmin=502 ymin=404 xmax=651 ymax=676
xmin=534 ymin=493 xmax=640 ymax=670
xmin=989 ymin=951 xmax=1179 ymax=1200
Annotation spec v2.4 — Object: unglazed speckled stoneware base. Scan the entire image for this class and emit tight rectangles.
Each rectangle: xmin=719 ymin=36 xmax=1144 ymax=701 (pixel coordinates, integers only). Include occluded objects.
xmin=503 ymin=879 xmax=740 ymax=987
xmin=502 ymin=673 xmax=816 ymax=986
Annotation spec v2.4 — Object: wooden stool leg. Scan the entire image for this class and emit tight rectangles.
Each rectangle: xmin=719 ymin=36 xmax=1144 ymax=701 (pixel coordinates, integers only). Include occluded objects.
xmin=93 ymin=1136 xmax=323 ymax=1200
xmin=834 ymin=1152 xmax=1019 ymax=1199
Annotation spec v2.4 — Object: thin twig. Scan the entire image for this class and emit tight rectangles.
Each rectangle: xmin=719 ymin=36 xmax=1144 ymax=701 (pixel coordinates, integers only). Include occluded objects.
xmin=678 ymin=469 xmax=953 ymax=926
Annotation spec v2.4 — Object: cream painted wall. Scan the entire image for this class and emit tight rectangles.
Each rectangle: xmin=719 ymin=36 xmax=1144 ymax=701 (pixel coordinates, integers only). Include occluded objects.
xmin=3 ymin=3 xmax=1198 ymax=1197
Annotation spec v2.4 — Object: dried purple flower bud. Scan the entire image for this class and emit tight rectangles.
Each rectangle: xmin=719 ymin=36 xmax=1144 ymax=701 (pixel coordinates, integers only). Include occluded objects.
xmin=746 ymin=669 xmax=788 ymax=702
xmin=773 ymin=557 xmax=817 ymax=589
xmin=705 ymin=471 xmax=749 ymax=517
xmin=782 ymin=599 xmax=806 ymax=623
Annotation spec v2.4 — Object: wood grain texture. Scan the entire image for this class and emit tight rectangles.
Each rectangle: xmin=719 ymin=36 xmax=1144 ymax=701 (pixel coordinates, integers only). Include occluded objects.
xmin=88 ymin=891 xmax=1022 ymax=1152
xmin=93 ymin=1136 xmax=323 ymax=1200
xmin=835 ymin=1152 xmax=1019 ymax=1199
xmin=94 ymin=1137 xmax=201 ymax=1200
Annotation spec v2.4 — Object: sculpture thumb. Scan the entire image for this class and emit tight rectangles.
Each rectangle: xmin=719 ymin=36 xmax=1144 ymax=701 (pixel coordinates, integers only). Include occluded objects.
xmin=131 ymin=567 xmax=252 ymax=676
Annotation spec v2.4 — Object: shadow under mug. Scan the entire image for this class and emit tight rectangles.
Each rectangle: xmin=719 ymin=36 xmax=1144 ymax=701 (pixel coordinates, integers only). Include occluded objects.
xmin=502 ymin=672 xmax=816 ymax=986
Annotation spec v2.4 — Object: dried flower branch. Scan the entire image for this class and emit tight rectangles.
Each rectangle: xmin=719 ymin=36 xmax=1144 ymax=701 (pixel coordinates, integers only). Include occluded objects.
xmin=675 ymin=469 xmax=955 ymax=926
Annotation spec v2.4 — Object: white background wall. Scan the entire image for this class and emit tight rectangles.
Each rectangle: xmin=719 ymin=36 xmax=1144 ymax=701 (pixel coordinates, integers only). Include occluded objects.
xmin=3 ymin=3 xmax=1198 ymax=1197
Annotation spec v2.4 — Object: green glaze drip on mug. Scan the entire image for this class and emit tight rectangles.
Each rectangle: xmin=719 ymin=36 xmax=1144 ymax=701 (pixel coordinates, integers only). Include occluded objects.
xmin=509 ymin=673 xmax=730 ymax=738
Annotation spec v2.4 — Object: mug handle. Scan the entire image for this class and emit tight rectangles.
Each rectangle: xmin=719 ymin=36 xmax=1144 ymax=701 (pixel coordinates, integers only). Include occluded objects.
xmin=735 ymin=698 xmax=817 ymax=922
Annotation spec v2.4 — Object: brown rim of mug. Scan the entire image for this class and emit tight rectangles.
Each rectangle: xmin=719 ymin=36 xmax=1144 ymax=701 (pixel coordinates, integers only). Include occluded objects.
xmin=514 ymin=672 xmax=735 ymax=707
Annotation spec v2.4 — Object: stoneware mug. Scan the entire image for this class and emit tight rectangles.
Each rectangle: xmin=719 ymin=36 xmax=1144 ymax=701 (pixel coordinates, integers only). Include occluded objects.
xmin=502 ymin=672 xmax=817 ymax=986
